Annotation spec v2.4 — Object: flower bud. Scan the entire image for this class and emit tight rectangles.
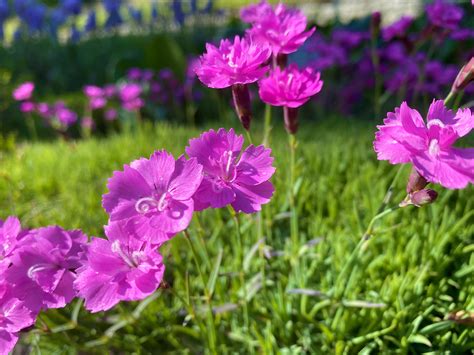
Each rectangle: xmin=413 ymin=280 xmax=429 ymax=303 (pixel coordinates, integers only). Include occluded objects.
xmin=411 ymin=189 xmax=438 ymax=207
xmin=276 ymin=53 xmax=288 ymax=68
xmin=371 ymin=11 xmax=382 ymax=37
xmin=283 ymin=107 xmax=299 ymax=135
xmin=406 ymin=168 xmax=429 ymax=193
xmin=452 ymin=57 xmax=474 ymax=92
xmin=231 ymin=84 xmax=252 ymax=131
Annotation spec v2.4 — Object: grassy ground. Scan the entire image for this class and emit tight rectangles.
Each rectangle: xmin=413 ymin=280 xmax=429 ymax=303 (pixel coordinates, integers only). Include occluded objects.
xmin=1 ymin=119 xmax=473 ymax=354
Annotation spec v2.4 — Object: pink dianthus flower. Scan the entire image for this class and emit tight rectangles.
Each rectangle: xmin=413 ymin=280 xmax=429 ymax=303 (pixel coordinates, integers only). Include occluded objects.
xmin=186 ymin=128 xmax=275 ymax=213
xmin=374 ymin=100 xmax=474 ymax=189
xmin=13 ymin=82 xmax=34 ymax=101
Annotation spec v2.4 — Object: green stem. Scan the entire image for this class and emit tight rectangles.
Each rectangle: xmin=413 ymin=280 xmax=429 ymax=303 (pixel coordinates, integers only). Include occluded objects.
xmin=183 ymin=230 xmax=218 ymax=354
xmin=289 ymin=134 xmax=298 ymax=250
xmin=26 ymin=114 xmax=38 ymax=141
xmin=263 ymin=104 xmax=272 ymax=146
xmin=444 ymin=91 xmax=456 ymax=108
xmin=245 ymin=129 xmax=253 ymax=146
xmin=229 ymin=208 xmax=250 ymax=331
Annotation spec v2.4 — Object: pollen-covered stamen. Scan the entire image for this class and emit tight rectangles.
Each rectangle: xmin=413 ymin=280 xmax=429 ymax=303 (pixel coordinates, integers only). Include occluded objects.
xmin=112 ymin=240 xmax=137 ymax=268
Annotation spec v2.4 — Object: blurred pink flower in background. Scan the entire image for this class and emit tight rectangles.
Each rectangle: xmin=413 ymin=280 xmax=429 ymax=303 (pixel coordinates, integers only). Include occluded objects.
xmin=258 ymin=64 xmax=323 ymax=108
xmin=13 ymin=82 xmax=35 ymax=101
xmin=195 ymin=35 xmax=271 ymax=89
xmin=245 ymin=2 xmax=315 ymax=55
xmin=20 ymin=101 xmax=35 ymax=113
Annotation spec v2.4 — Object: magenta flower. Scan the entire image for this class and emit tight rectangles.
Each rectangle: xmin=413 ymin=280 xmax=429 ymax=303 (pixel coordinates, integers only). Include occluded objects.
xmin=84 ymin=85 xmax=107 ymax=110
xmin=102 ymin=151 xmax=203 ymax=243
xmin=127 ymin=67 xmax=142 ymax=81
xmin=246 ymin=3 xmax=315 ymax=55
xmin=5 ymin=227 xmax=87 ymax=312
xmin=186 ymin=128 xmax=275 ymax=213
xmin=56 ymin=106 xmax=78 ymax=126
xmin=105 ymin=108 xmax=118 ymax=121
xmin=240 ymin=0 xmax=272 ymax=24
xmin=382 ymin=16 xmax=413 ymax=41
xmin=20 ymin=101 xmax=35 ymax=113
xmin=0 ymin=292 xmax=36 ymax=355
xmin=258 ymin=64 xmax=323 ymax=108
xmin=374 ymin=100 xmax=474 ymax=189
xmin=0 ymin=217 xmax=23 ymax=274
xmin=36 ymin=102 xmax=52 ymax=119
xmin=195 ymin=36 xmax=271 ymax=89
xmin=119 ymin=83 xmax=143 ymax=111
xmin=426 ymin=0 xmax=463 ymax=30
xmin=12 ymin=82 xmax=34 ymax=101
xmin=74 ymin=221 xmax=165 ymax=313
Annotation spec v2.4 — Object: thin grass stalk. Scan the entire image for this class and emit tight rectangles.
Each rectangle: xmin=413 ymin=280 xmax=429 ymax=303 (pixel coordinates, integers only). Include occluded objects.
xmin=228 ymin=207 xmax=250 ymax=332
xmin=183 ymin=230 xmax=218 ymax=354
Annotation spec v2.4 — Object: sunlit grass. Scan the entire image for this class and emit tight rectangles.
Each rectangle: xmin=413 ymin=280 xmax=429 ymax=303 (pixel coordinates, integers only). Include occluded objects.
xmin=1 ymin=119 xmax=472 ymax=353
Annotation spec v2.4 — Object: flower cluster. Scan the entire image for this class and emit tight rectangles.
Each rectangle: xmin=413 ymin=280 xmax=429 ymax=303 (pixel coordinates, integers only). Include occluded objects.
xmin=12 ymin=82 xmax=78 ymax=132
xmin=374 ymin=100 xmax=474 ymax=190
xmin=1 ymin=128 xmax=275 ymax=351
xmin=196 ymin=0 xmax=322 ymax=134
xmin=0 ymin=218 xmax=88 ymax=353
xmin=298 ymin=0 xmax=473 ymax=115
xmin=81 ymin=127 xmax=275 ymax=311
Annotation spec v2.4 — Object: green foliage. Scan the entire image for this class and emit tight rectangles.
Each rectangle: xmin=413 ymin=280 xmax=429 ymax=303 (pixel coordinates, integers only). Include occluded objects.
xmin=0 ymin=119 xmax=472 ymax=353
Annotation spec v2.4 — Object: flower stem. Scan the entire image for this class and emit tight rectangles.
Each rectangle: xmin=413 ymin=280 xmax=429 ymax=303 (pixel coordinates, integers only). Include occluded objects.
xmin=263 ymin=104 xmax=272 ymax=146
xmin=183 ymin=230 xmax=218 ymax=354
xmin=26 ymin=114 xmax=38 ymax=141
xmin=333 ymin=165 xmax=405 ymax=301
xmin=289 ymin=134 xmax=299 ymax=250
xmin=229 ymin=208 xmax=250 ymax=332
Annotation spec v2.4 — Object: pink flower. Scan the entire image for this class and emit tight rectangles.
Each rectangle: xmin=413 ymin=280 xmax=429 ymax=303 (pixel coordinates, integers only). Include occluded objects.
xmin=0 ymin=292 xmax=36 ymax=355
xmin=105 ymin=108 xmax=118 ymax=121
xmin=240 ymin=0 xmax=273 ymax=23
xmin=81 ymin=116 xmax=95 ymax=130
xmin=258 ymin=64 xmax=323 ymax=108
xmin=0 ymin=217 xmax=23 ymax=275
xmin=84 ymin=85 xmax=107 ymax=109
xmin=4 ymin=227 xmax=87 ymax=312
xmin=12 ymin=82 xmax=34 ymax=101
xmin=186 ymin=128 xmax=275 ymax=213
xmin=20 ymin=101 xmax=35 ymax=113
xmin=195 ymin=35 xmax=271 ymax=89
xmin=56 ymin=106 xmax=78 ymax=126
xmin=246 ymin=3 xmax=315 ymax=55
xmin=74 ymin=221 xmax=165 ymax=313
xmin=119 ymin=83 xmax=141 ymax=102
xmin=102 ymin=151 xmax=203 ymax=243
xmin=374 ymin=100 xmax=474 ymax=189
xmin=83 ymin=85 xmax=104 ymax=98
xmin=36 ymin=102 xmax=52 ymax=119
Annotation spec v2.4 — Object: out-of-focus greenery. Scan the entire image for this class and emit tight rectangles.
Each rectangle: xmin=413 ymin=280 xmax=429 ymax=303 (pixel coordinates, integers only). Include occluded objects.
xmin=1 ymin=119 xmax=472 ymax=353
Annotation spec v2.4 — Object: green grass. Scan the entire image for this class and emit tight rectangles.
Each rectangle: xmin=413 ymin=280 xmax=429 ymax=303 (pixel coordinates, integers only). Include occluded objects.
xmin=1 ymin=119 xmax=473 ymax=354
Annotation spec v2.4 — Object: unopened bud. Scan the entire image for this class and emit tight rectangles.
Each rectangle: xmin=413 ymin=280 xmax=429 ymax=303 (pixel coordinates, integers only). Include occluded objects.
xmin=231 ymin=84 xmax=252 ymax=131
xmin=276 ymin=53 xmax=288 ymax=68
xmin=411 ymin=189 xmax=438 ymax=207
xmin=406 ymin=168 xmax=429 ymax=194
xmin=370 ymin=11 xmax=382 ymax=37
xmin=283 ymin=107 xmax=299 ymax=135
xmin=452 ymin=57 xmax=474 ymax=92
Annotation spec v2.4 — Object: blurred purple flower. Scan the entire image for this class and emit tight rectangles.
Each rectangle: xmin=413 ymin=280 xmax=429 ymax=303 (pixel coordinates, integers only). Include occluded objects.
xmin=382 ymin=16 xmax=413 ymax=41
xmin=426 ymin=0 xmax=463 ymax=30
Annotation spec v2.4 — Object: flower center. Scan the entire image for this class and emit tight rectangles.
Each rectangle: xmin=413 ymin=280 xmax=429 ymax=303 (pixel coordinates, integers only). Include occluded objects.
xmin=220 ymin=150 xmax=237 ymax=182
xmin=135 ymin=192 xmax=170 ymax=214
xmin=27 ymin=263 xmax=58 ymax=280
xmin=111 ymin=240 xmax=142 ymax=268
xmin=428 ymin=139 xmax=440 ymax=157
xmin=427 ymin=118 xmax=445 ymax=129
